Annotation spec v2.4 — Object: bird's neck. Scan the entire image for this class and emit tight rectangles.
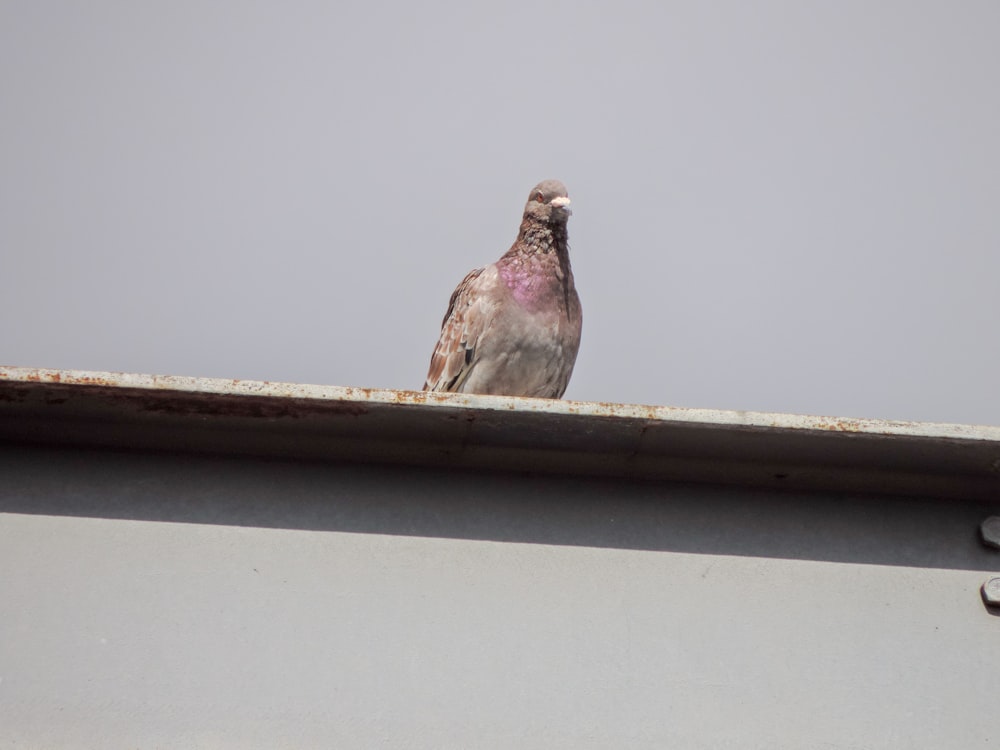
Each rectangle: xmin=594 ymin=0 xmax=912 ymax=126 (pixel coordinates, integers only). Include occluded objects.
xmin=500 ymin=217 xmax=576 ymax=317
xmin=509 ymin=217 xmax=570 ymax=260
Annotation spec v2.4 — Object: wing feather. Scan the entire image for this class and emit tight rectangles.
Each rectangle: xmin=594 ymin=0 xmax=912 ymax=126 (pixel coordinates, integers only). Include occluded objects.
xmin=423 ymin=266 xmax=496 ymax=392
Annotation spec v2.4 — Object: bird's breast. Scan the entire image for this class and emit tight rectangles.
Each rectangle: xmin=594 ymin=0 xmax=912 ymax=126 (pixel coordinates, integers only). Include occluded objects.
xmin=498 ymin=259 xmax=570 ymax=314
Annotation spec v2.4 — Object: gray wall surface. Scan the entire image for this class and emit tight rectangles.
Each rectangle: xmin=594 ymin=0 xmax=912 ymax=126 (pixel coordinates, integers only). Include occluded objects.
xmin=2 ymin=443 xmax=998 ymax=748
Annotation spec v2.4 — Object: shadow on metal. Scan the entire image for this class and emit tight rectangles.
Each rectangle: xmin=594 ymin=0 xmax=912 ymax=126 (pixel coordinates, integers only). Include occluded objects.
xmin=2 ymin=443 xmax=996 ymax=573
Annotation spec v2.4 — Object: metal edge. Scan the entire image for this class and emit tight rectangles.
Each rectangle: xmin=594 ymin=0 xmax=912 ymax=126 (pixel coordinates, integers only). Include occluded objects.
xmin=3 ymin=365 xmax=999 ymax=443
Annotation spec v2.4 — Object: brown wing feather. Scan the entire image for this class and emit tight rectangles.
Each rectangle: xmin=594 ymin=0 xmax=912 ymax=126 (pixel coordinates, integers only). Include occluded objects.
xmin=423 ymin=266 xmax=492 ymax=392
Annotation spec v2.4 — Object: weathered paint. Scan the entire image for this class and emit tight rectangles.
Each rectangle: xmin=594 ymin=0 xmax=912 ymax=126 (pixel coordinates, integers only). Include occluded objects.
xmin=2 ymin=365 xmax=998 ymax=441
xmin=2 ymin=366 xmax=1000 ymax=501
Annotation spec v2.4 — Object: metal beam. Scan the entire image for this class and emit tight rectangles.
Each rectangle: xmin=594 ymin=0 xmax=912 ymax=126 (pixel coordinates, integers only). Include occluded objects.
xmin=2 ymin=366 xmax=999 ymax=500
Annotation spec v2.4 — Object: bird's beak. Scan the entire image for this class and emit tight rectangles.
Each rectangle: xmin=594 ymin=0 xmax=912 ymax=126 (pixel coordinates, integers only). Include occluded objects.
xmin=549 ymin=195 xmax=573 ymax=215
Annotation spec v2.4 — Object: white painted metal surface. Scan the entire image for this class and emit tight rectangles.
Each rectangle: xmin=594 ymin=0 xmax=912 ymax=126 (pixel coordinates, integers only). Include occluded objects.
xmin=3 ymin=365 xmax=999 ymax=439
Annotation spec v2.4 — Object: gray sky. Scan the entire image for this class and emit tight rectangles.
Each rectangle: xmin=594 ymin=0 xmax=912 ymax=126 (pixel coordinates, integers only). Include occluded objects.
xmin=2 ymin=2 xmax=998 ymax=425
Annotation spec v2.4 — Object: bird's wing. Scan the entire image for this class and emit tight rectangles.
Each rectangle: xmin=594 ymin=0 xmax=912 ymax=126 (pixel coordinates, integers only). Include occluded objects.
xmin=423 ymin=265 xmax=499 ymax=392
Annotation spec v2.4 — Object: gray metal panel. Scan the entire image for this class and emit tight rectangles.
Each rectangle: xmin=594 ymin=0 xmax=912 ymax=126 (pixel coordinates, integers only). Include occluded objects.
xmin=1 ymin=368 xmax=998 ymax=747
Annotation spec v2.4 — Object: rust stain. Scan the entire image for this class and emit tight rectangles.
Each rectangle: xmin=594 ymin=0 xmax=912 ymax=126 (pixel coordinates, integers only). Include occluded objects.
xmin=825 ymin=420 xmax=863 ymax=432
xmin=403 ymin=391 xmax=429 ymax=404
xmin=593 ymin=399 xmax=657 ymax=419
xmin=57 ymin=374 xmax=123 ymax=388
xmin=358 ymin=389 xmax=433 ymax=407
xmin=8 ymin=370 xmax=120 ymax=388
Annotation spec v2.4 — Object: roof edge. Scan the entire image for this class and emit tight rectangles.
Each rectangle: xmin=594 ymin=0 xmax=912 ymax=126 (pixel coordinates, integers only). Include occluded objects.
xmin=2 ymin=366 xmax=998 ymax=442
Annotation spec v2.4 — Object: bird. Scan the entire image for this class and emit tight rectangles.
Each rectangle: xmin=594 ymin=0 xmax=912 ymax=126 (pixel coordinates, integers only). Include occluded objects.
xmin=423 ymin=179 xmax=582 ymax=398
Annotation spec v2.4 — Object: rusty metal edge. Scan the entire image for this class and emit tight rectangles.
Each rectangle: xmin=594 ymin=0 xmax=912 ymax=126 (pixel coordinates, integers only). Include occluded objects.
xmin=2 ymin=365 xmax=999 ymax=443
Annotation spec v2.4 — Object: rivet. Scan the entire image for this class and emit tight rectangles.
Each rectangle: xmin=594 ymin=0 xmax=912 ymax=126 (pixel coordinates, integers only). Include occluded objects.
xmin=981 ymin=516 xmax=1000 ymax=550
xmin=982 ymin=577 xmax=1000 ymax=607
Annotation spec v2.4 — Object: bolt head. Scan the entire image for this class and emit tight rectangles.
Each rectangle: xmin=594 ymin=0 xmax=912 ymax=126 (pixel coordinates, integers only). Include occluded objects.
xmin=981 ymin=516 xmax=1000 ymax=550
xmin=983 ymin=578 xmax=1000 ymax=607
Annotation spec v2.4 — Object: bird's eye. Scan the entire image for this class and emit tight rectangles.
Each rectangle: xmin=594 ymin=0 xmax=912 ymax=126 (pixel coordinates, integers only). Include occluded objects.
xmin=534 ymin=192 xmax=545 ymax=203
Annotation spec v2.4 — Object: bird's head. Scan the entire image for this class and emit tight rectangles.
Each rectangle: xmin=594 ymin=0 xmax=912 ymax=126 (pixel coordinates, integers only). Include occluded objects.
xmin=523 ymin=179 xmax=572 ymax=224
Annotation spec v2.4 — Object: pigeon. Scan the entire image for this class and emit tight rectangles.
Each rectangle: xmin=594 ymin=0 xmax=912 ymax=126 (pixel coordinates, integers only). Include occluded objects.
xmin=423 ymin=179 xmax=582 ymax=398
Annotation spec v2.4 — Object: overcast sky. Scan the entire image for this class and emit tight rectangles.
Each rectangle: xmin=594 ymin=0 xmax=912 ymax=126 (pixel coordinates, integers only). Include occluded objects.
xmin=2 ymin=2 xmax=998 ymax=425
